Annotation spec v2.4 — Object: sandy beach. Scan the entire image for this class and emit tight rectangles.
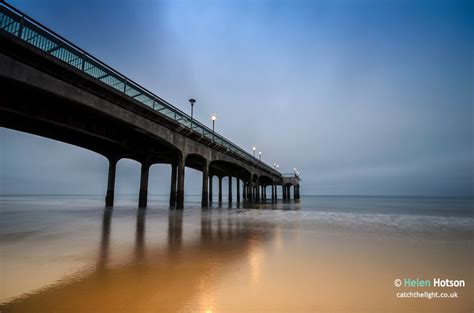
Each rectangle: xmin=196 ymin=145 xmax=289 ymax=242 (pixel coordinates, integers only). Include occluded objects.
xmin=1 ymin=196 xmax=472 ymax=312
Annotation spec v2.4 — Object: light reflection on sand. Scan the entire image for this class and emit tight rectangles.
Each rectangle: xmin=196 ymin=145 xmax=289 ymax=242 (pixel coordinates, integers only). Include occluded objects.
xmin=0 ymin=197 xmax=472 ymax=312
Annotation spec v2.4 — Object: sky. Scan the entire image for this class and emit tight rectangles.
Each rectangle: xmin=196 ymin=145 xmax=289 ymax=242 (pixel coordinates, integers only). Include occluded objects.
xmin=1 ymin=0 xmax=472 ymax=196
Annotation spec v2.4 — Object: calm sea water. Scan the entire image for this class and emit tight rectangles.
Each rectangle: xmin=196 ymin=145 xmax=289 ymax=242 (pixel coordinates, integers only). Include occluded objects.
xmin=1 ymin=195 xmax=473 ymax=312
xmin=2 ymin=195 xmax=472 ymax=241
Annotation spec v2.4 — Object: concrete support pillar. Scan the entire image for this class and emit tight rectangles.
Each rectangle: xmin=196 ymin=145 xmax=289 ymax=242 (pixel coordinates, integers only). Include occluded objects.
xmin=218 ymin=176 xmax=223 ymax=202
xmin=138 ymin=162 xmax=150 ymax=209
xmin=271 ymin=182 xmax=275 ymax=201
xmin=242 ymin=181 xmax=247 ymax=200
xmin=275 ymin=184 xmax=278 ymax=199
xmin=105 ymin=157 xmax=117 ymax=207
xmin=283 ymin=185 xmax=287 ymax=199
xmin=176 ymin=157 xmax=185 ymax=209
xmin=236 ymin=178 xmax=241 ymax=203
xmin=209 ymin=175 xmax=213 ymax=202
xmin=169 ymin=164 xmax=177 ymax=207
xmin=228 ymin=176 xmax=233 ymax=203
xmin=201 ymin=162 xmax=209 ymax=207
xmin=295 ymin=185 xmax=300 ymax=199
xmin=256 ymin=181 xmax=260 ymax=200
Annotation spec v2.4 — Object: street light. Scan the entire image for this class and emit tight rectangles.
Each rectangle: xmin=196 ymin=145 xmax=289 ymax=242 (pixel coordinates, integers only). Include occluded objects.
xmin=258 ymin=151 xmax=262 ymax=161
xmin=210 ymin=113 xmax=217 ymax=141
xmin=273 ymin=162 xmax=277 ymax=169
xmin=293 ymin=168 xmax=300 ymax=177
xmin=189 ymin=98 xmax=196 ymax=129
xmin=252 ymin=146 xmax=256 ymax=157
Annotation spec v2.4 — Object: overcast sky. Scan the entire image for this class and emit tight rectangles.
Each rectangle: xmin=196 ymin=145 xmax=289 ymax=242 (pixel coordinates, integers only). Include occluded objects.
xmin=1 ymin=0 xmax=472 ymax=196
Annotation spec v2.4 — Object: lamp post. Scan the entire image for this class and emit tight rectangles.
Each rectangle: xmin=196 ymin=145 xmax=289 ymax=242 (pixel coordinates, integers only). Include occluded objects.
xmin=189 ymin=98 xmax=196 ymax=129
xmin=293 ymin=168 xmax=300 ymax=177
xmin=258 ymin=152 xmax=262 ymax=161
xmin=210 ymin=113 xmax=217 ymax=141
xmin=252 ymin=146 xmax=256 ymax=157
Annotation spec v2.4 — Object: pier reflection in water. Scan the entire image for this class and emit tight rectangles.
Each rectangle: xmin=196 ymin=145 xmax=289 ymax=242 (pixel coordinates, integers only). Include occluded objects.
xmin=1 ymin=203 xmax=276 ymax=313
xmin=1 ymin=196 xmax=472 ymax=313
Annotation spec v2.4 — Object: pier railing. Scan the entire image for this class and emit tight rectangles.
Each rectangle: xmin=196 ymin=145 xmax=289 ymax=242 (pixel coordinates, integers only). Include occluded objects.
xmin=0 ymin=1 xmax=280 ymax=176
xmin=282 ymin=173 xmax=300 ymax=179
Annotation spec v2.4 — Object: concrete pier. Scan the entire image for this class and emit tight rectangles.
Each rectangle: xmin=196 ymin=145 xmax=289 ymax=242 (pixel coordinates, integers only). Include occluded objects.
xmin=169 ymin=164 xmax=177 ymax=207
xmin=176 ymin=158 xmax=185 ymax=209
xmin=218 ymin=177 xmax=223 ymax=203
xmin=105 ymin=158 xmax=117 ymax=207
xmin=228 ymin=176 xmax=233 ymax=203
xmin=201 ymin=163 xmax=209 ymax=207
xmin=0 ymin=4 xmax=301 ymax=210
xmin=138 ymin=162 xmax=150 ymax=209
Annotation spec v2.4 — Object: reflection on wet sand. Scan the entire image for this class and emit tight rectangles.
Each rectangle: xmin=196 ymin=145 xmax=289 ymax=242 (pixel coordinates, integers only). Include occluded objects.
xmin=1 ymin=197 xmax=472 ymax=312
xmin=0 ymin=208 xmax=274 ymax=313
xmin=96 ymin=207 xmax=112 ymax=272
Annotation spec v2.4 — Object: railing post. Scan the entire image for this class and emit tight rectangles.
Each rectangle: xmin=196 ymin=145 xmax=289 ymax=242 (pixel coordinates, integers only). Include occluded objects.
xmin=18 ymin=16 xmax=24 ymax=38
xmin=81 ymin=53 xmax=86 ymax=71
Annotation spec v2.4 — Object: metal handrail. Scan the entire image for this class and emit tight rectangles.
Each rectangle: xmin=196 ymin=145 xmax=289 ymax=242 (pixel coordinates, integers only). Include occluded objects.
xmin=0 ymin=1 xmax=281 ymax=176
xmin=282 ymin=173 xmax=300 ymax=178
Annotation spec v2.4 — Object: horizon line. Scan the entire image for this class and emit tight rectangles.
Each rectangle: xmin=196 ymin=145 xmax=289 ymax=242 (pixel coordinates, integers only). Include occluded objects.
xmin=1 ymin=193 xmax=472 ymax=198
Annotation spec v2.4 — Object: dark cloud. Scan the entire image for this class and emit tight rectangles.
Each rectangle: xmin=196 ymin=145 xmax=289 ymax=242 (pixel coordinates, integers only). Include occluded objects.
xmin=2 ymin=0 xmax=472 ymax=196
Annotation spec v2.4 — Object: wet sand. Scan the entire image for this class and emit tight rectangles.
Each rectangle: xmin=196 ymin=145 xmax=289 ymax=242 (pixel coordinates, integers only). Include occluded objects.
xmin=1 ymin=197 xmax=472 ymax=312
